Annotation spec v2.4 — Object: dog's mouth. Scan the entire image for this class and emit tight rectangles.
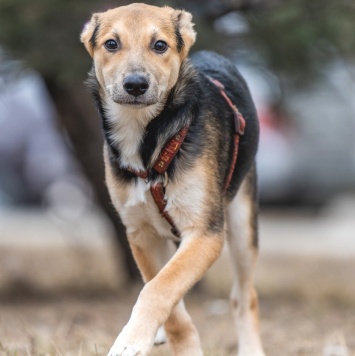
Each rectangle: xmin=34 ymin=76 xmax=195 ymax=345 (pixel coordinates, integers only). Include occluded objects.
xmin=107 ymin=82 xmax=161 ymax=108
xmin=113 ymin=97 xmax=158 ymax=107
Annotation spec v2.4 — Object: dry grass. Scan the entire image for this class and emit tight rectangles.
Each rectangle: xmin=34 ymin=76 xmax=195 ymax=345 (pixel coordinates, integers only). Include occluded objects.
xmin=1 ymin=280 xmax=354 ymax=356
xmin=1 ymin=207 xmax=355 ymax=356
xmin=0 ymin=259 xmax=355 ymax=356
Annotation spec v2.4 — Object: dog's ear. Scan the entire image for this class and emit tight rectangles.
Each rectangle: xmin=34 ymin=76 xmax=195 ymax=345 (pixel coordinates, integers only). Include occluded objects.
xmin=171 ymin=10 xmax=196 ymax=56
xmin=80 ymin=13 xmax=101 ymax=57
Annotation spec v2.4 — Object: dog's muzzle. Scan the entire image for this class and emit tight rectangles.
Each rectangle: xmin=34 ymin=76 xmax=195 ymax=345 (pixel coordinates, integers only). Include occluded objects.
xmin=123 ymin=74 xmax=149 ymax=97
xmin=109 ymin=74 xmax=159 ymax=106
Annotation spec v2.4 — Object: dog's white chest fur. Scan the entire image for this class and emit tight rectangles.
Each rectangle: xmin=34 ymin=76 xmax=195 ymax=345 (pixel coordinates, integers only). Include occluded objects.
xmin=125 ymin=179 xmax=150 ymax=207
xmin=104 ymin=99 xmax=206 ymax=240
xmin=105 ymin=99 xmax=163 ymax=172
xmin=116 ymin=170 xmax=206 ymax=242
xmin=104 ymin=99 xmax=181 ymax=237
xmin=120 ymin=180 xmax=174 ymax=239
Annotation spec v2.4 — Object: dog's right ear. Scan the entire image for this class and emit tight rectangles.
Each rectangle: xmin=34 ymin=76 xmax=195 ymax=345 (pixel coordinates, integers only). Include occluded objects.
xmin=80 ymin=13 xmax=101 ymax=57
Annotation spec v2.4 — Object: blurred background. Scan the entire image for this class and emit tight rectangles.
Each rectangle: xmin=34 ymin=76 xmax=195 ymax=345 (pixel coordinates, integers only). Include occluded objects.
xmin=0 ymin=1 xmax=354 ymax=355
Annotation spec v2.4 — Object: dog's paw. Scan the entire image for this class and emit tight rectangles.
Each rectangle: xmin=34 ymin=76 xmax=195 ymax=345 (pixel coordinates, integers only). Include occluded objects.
xmin=154 ymin=326 xmax=167 ymax=345
xmin=107 ymin=344 xmax=139 ymax=356
xmin=237 ymin=346 xmax=266 ymax=356
xmin=107 ymin=325 xmax=154 ymax=356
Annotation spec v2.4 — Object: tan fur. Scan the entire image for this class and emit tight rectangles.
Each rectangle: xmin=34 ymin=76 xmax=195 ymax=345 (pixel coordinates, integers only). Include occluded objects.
xmin=227 ymin=176 xmax=264 ymax=356
xmin=104 ymin=145 xmax=129 ymax=206
xmin=164 ymin=300 xmax=202 ymax=355
xmin=81 ymin=4 xmax=195 ymax=110
xmin=121 ymin=232 xmax=224 ymax=345
xmin=82 ymin=4 xmax=264 ymax=356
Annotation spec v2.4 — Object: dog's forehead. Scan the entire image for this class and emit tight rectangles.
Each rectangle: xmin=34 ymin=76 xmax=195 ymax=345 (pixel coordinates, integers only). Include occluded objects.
xmin=99 ymin=4 xmax=175 ymax=35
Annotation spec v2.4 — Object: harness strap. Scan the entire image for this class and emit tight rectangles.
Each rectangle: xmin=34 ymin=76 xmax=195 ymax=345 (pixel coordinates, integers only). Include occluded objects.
xmin=154 ymin=126 xmax=189 ymax=174
xmin=127 ymin=76 xmax=245 ymax=238
xmin=208 ymin=77 xmax=246 ymax=192
xmin=128 ymin=126 xmax=189 ymax=238
xmin=127 ymin=126 xmax=188 ymax=181
xmin=150 ymin=183 xmax=180 ymax=237
xmin=150 ymin=126 xmax=189 ymax=237
xmin=127 ymin=168 xmax=148 ymax=180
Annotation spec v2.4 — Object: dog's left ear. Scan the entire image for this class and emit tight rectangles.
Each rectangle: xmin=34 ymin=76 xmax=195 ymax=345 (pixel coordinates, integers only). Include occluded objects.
xmin=171 ymin=10 xmax=196 ymax=56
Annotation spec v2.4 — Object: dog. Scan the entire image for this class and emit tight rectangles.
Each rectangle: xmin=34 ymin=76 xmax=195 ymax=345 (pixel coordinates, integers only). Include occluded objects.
xmin=81 ymin=3 xmax=264 ymax=356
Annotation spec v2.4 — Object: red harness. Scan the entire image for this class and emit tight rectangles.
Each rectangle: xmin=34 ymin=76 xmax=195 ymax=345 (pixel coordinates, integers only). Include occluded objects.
xmin=129 ymin=77 xmax=245 ymax=238
xmin=209 ymin=78 xmax=246 ymax=193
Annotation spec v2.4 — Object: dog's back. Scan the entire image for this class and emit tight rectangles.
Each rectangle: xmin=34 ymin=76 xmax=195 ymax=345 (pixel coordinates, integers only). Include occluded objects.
xmin=190 ymin=50 xmax=259 ymax=197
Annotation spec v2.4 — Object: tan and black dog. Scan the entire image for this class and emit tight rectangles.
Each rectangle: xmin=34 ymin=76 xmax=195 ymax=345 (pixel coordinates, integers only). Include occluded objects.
xmin=81 ymin=3 xmax=264 ymax=356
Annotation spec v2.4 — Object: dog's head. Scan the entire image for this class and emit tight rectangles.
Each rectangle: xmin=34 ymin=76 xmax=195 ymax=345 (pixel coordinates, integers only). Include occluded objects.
xmin=81 ymin=3 xmax=196 ymax=108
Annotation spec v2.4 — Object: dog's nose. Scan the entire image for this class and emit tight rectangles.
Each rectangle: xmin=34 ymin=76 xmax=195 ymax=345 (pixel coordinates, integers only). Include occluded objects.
xmin=123 ymin=75 xmax=149 ymax=97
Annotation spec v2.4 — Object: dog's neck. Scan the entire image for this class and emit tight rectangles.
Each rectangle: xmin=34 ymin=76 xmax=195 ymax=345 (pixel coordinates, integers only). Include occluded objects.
xmin=89 ymin=59 xmax=200 ymax=174
xmin=104 ymin=100 xmax=165 ymax=172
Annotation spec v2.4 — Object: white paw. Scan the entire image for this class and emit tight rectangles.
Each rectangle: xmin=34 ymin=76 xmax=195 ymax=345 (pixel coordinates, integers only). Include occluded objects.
xmin=237 ymin=347 xmax=266 ymax=356
xmin=107 ymin=344 xmax=139 ymax=356
xmin=154 ymin=326 xmax=167 ymax=345
xmin=107 ymin=326 xmax=154 ymax=356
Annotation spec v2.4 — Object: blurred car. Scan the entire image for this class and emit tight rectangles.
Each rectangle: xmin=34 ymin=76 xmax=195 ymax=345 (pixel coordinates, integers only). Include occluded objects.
xmin=239 ymin=62 xmax=355 ymax=206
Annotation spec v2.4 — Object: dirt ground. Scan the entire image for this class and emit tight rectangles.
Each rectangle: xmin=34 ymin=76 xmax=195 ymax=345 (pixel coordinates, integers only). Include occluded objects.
xmin=1 ymin=255 xmax=355 ymax=356
xmin=0 ymin=287 xmax=354 ymax=356
xmin=0 ymin=203 xmax=354 ymax=356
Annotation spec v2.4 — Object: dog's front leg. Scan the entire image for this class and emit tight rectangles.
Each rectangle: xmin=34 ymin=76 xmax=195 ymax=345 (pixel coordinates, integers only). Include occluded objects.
xmin=108 ymin=232 xmax=224 ymax=356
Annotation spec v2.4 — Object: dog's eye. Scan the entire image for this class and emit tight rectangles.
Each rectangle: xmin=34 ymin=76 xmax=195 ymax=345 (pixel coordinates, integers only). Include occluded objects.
xmin=153 ymin=40 xmax=168 ymax=53
xmin=104 ymin=39 xmax=118 ymax=51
